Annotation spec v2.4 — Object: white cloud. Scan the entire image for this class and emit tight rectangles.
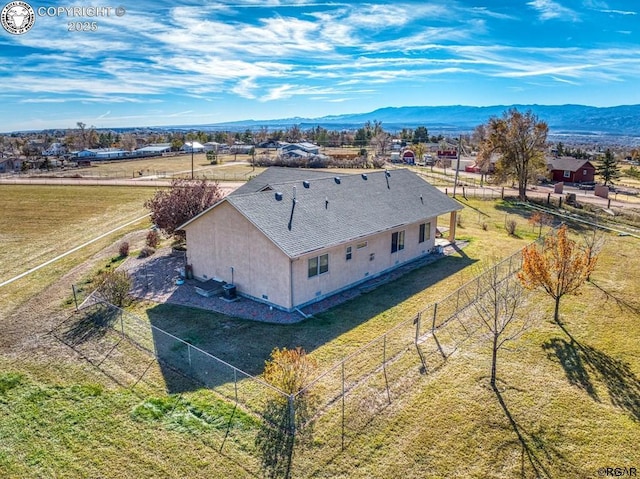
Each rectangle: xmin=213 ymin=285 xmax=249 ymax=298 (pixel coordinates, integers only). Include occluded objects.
xmin=600 ymin=9 xmax=637 ymax=15
xmin=527 ymin=0 xmax=580 ymax=21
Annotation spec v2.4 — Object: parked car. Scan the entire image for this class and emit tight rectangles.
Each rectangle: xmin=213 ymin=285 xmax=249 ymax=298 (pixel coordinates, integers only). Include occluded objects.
xmin=578 ymin=181 xmax=596 ymax=190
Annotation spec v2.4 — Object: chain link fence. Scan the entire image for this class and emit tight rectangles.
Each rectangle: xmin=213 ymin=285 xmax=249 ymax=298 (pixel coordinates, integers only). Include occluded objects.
xmin=59 ymin=243 xmax=536 ymax=471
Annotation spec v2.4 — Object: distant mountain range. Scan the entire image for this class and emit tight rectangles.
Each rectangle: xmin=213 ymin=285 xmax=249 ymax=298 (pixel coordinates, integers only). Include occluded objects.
xmin=206 ymin=104 xmax=640 ymax=136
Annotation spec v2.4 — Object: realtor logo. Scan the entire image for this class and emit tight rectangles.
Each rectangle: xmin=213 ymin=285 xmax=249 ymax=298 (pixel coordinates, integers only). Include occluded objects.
xmin=1 ymin=1 xmax=35 ymax=35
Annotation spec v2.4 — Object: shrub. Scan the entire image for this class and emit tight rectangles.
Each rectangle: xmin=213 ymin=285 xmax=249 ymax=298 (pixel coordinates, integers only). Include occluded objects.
xmin=138 ymin=246 xmax=156 ymax=259
xmin=506 ymin=219 xmax=518 ymax=236
xmin=457 ymin=214 xmax=463 ymax=228
xmin=96 ymin=270 xmax=132 ymax=307
xmin=481 ymin=222 xmax=488 ymax=231
xmin=118 ymin=241 xmax=130 ymax=257
xmin=146 ymin=229 xmax=160 ymax=249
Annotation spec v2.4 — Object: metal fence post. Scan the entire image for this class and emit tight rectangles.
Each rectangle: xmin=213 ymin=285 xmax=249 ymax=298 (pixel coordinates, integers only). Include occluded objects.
xmin=234 ymin=368 xmax=238 ymax=403
xmin=72 ymin=284 xmax=78 ymax=311
xmin=383 ymin=335 xmax=391 ymax=404
xmin=341 ymin=362 xmax=345 ymax=451
xmin=288 ymin=394 xmax=296 ymax=438
xmin=432 ymin=302 xmax=438 ymax=331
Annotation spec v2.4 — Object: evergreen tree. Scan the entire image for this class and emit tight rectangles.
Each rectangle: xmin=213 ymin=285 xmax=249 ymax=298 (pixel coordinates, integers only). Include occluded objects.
xmin=596 ymin=149 xmax=620 ymax=186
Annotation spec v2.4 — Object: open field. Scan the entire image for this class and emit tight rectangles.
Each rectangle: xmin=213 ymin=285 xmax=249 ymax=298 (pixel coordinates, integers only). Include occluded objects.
xmin=1 ymin=185 xmax=639 ymax=478
xmin=0 ymin=185 xmax=154 ymax=316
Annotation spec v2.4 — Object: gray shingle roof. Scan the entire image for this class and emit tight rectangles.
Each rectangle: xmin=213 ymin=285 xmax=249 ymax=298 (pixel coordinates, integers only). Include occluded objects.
xmin=224 ymin=168 xmax=462 ymax=258
xmin=231 ymin=167 xmax=337 ymax=195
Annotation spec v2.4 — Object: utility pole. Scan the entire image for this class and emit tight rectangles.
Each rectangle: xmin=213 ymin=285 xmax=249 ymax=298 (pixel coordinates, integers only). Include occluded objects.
xmin=453 ymin=136 xmax=461 ymax=198
xmin=191 ymin=142 xmax=194 ymax=179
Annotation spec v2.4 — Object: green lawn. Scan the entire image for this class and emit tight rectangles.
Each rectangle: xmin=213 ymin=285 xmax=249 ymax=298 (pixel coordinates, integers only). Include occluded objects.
xmin=1 ymin=190 xmax=639 ymax=478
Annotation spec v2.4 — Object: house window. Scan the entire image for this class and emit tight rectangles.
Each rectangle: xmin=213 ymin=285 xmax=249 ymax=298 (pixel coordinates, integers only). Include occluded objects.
xmin=563 ymin=170 xmax=571 ymax=178
xmin=391 ymin=230 xmax=405 ymax=253
xmin=583 ymin=169 xmax=587 ymax=175
xmin=356 ymin=241 xmax=368 ymax=249
xmin=308 ymin=254 xmax=329 ymax=278
xmin=369 ymin=253 xmax=375 ymax=261
xmin=419 ymin=222 xmax=431 ymax=243
xmin=346 ymin=246 xmax=352 ymax=261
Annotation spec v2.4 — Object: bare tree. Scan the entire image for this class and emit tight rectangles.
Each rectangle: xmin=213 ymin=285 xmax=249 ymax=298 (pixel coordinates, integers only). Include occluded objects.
xmin=73 ymin=122 xmax=98 ymax=150
xmin=467 ymin=268 xmax=533 ymax=389
xmin=478 ymin=109 xmax=548 ymax=201
xmin=371 ymin=131 xmax=391 ymax=158
xmin=527 ymin=211 xmax=552 ymax=238
xmin=120 ymin=133 xmax=137 ymax=152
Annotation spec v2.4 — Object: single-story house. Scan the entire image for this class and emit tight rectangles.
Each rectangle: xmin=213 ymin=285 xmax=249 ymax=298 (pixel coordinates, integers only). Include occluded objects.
xmin=181 ymin=141 xmax=205 ymax=153
xmin=180 ymin=167 xmax=462 ymax=313
xmin=229 ymin=144 xmax=255 ymax=154
xmin=136 ymin=144 xmax=172 ymax=155
xmin=95 ymin=149 xmax=127 ymax=160
xmin=547 ymin=157 xmax=596 ymax=183
xmin=278 ymin=142 xmax=321 ymax=155
xmin=75 ymin=149 xmax=99 ymax=158
xmin=42 ymin=142 xmax=66 ymax=156
xmin=281 ymin=149 xmax=311 ymax=159
xmin=203 ymin=142 xmax=223 ymax=152
xmin=0 ymin=158 xmax=21 ymax=173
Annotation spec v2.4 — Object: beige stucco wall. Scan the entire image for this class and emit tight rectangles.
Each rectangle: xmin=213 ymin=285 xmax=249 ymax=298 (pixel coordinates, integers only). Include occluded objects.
xmin=292 ymin=219 xmax=437 ymax=308
xmin=184 ymin=201 xmax=293 ymax=309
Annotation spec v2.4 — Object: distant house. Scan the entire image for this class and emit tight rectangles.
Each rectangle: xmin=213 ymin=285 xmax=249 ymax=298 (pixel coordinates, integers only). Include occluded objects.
xmin=95 ymin=149 xmax=127 ymax=160
xmin=0 ymin=158 xmax=21 ymax=173
xmin=229 ymin=144 xmax=254 ymax=154
xmin=181 ymin=141 xmax=205 ymax=153
xmin=401 ymin=150 xmax=416 ymax=164
xmin=42 ymin=142 xmax=66 ymax=156
xmin=76 ymin=149 xmax=98 ymax=158
xmin=203 ymin=142 xmax=222 ymax=152
xmin=136 ymin=144 xmax=172 ymax=155
xmin=547 ymin=157 xmax=596 ymax=183
xmin=278 ymin=142 xmax=320 ymax=156
xmin=180 ymin=167 xmax=462 ymax=313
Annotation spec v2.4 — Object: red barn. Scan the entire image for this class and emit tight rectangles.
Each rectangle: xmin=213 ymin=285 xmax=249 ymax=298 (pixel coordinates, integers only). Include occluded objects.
xmin=547 ymin=157 xmax=595 ymax=183
xmin=401 ymin=150 xmax=415 ymax=164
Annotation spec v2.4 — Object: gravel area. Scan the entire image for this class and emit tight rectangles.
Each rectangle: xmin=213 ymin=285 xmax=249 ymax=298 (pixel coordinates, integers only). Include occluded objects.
xmin=122 ymin=240 xmax=466 ymax=324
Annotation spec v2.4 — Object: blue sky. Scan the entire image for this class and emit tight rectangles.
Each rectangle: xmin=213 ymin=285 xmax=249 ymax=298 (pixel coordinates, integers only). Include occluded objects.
xmin=0 ymin=0 xmax=638 ymax=131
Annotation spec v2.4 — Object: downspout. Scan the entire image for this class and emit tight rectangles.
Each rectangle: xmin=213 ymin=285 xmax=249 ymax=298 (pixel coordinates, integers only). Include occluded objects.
xmin=290 ymin=257 xmax=294 ymax=311
xmin=290 ymin=257 xmax=312 ymax=320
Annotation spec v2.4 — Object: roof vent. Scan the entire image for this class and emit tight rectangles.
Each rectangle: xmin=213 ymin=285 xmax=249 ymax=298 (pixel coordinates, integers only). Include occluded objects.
xmin=334 ymin=176 xmax=341 ymax=184
xmin=361 ymin=174 xmax=368 ymax=180
xmin=275 ymin=192 xmax=283 ymax=201
xmin=303 ymin=180 xmax=310 ymax=188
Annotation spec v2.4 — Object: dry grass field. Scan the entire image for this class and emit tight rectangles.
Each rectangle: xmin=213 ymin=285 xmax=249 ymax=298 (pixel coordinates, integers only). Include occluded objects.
xmin=1 ymin=182 xmax=639 ymax=478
